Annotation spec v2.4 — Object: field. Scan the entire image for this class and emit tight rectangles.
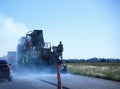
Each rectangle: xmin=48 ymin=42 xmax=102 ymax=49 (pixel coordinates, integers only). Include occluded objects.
xmin=66 ymin=62 xmax=120 ymax=81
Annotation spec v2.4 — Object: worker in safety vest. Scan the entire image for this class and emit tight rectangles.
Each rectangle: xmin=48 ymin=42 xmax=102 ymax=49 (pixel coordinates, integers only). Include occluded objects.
xmin=22 ymin=53 xmax=28 ymax=63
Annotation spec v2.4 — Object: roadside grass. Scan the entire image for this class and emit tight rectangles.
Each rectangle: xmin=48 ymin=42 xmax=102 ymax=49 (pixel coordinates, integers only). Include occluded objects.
xmin=66 ymin=62 xmax=120 ymax=81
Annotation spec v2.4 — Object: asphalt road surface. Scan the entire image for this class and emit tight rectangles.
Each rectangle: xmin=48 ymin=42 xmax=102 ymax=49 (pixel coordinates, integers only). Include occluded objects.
xmin=0 ymin=73 xmax=120 ymax=89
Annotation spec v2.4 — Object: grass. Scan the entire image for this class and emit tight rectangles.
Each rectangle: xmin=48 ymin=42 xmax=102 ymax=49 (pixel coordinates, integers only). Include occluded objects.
xmin=66 ymin=62 xmax=120 ymax=81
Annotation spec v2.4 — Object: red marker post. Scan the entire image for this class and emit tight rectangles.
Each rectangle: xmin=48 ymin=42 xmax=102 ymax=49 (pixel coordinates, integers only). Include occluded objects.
xmin=56 ymin=62 xmax=62 ymax=89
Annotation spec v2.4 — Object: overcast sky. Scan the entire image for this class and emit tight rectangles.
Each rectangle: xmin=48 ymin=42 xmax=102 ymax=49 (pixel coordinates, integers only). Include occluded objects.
xmin=0 ymin=0 xmax=120 ymax=59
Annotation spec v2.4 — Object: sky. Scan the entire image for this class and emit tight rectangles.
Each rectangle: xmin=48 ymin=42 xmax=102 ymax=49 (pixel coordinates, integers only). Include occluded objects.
xmin=0 ymin=0 xmax=120 ymax=59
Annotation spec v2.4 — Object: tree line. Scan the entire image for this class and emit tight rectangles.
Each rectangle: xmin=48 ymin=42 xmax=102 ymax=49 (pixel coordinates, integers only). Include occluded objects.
xmin=63 ymin=57 xmax=120 ymax=63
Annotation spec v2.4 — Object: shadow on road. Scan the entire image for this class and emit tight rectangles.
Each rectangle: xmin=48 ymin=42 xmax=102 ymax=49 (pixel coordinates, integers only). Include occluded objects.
xmin=0 ymin=79 xmax=8 ymax=83
xmin=38 ymin=79 xmax=70 ymax=89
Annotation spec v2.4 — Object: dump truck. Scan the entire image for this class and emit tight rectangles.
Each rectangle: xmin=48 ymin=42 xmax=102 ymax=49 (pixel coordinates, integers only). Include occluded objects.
xmin=17 ymin=30 xmax=67 ymax=73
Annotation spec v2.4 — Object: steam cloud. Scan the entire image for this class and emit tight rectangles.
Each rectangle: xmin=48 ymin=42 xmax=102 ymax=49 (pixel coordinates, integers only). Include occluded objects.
xmin=0 ymin=14 xmax=30 ymax=56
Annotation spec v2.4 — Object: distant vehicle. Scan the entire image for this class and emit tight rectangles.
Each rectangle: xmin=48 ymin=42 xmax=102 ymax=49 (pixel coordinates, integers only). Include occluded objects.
xmin=0 ymin=60 xmax=12 ymax=81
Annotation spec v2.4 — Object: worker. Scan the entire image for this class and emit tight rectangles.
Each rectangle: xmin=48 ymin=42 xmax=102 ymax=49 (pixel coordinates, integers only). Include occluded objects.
xmin=58 ymin=41 xmax=63 ymax=52
xmin=22 ymin=53 xmax=28 ymax=63
xmin=57 ymin=41 xmax=63 ymax=60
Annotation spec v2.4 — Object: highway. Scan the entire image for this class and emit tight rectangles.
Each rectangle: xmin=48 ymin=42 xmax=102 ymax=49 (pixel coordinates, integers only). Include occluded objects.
xmin=0 ymin=73 xmax=120 ymax=89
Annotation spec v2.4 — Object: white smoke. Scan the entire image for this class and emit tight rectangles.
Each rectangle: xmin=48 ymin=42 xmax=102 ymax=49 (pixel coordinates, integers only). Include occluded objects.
xmin=0 ymin=14 xmax=30 ymax=56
